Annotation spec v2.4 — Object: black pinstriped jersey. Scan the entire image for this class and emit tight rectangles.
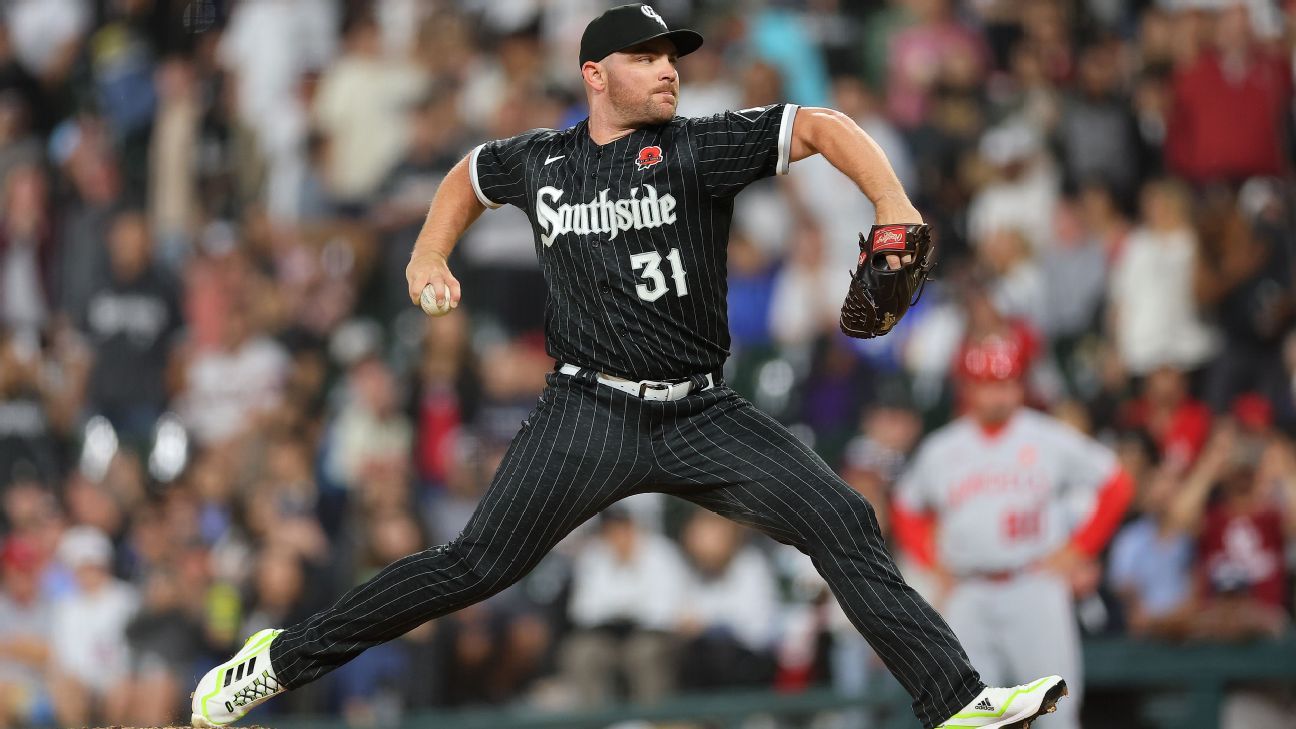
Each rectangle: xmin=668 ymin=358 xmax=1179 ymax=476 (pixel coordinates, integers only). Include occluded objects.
xmin=469 ymin=103 xmax=800 ymax=381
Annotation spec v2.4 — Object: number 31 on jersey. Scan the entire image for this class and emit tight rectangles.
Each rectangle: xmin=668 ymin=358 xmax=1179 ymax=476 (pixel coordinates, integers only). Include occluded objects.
xmin=630 ymin=248 xmax=689 ymax=301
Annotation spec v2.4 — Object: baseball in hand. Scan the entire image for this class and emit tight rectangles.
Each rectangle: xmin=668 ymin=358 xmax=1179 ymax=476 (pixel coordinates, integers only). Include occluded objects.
xmin=420 ymin=284 xmax=454 ymax=317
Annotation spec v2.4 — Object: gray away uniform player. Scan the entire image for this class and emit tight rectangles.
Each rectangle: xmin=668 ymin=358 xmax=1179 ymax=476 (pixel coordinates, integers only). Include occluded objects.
xmin=192 ymin=6 xmax=1067 ymax=729
xmin=895 ymin=333 xmax=1134 ymax=729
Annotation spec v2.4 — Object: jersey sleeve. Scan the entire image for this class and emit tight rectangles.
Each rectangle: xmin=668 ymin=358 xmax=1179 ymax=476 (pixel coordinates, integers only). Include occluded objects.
xmin=1054 ymin=424 xmax=1120 ymax=495
xmin=469 ymin=130 xmax=549 ymax=210
xmin=686 ymin=103 xmax=800 ymax=197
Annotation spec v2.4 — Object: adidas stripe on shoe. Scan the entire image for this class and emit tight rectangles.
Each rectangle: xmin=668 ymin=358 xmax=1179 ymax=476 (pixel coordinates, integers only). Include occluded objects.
xmin=191 ymin=628 xmax=286 ymax=727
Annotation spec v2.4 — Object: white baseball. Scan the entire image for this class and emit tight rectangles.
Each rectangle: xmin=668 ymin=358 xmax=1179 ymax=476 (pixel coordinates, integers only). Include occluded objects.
xmin=420 ymin=283 xmax=454 ymax=317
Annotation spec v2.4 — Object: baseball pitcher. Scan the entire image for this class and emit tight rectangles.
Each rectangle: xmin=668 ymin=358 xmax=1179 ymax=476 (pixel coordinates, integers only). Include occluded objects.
xmin=192 ymin=7 xmax=1066 ymax=729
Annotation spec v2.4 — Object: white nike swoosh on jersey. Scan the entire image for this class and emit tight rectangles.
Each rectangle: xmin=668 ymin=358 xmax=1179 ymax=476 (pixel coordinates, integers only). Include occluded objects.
xmin=544 ymin=155 xmax=565 ymax=165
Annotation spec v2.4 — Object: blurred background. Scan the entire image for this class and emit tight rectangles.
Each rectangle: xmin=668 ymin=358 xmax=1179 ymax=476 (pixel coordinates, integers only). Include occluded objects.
xmin=0 ymin=0 xmax=1292 ymax=728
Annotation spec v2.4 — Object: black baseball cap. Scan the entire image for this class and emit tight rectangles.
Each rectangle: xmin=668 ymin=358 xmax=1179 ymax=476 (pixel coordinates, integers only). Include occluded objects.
xmin=579 ymin=4 xmax=704 ymax=67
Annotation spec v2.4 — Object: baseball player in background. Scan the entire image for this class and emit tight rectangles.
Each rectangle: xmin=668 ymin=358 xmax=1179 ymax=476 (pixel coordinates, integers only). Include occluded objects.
xmin=894 ymin=332 xmax=1135 ymax=729
xmin=192 ymin=6 xmax=1068 ymax=729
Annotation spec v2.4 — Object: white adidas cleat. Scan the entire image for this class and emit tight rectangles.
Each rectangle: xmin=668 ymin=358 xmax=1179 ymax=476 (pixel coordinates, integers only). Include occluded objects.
xmin=936 ymin=676 xmax=1069 ymax=729
xmin=191 ymin=628 xmax=286 ymax=727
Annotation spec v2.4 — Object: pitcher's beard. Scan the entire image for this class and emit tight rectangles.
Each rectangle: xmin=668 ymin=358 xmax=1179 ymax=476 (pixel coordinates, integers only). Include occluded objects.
xmin=639 ymin=100 xmax=675 ymax=124
xmin=609 ymin=82 xmax=676 ymax=126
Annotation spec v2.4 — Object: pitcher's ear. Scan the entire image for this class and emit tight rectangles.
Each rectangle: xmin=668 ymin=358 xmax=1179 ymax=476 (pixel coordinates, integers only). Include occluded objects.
xmin=582 ymin=61 xmax=606 ymax=92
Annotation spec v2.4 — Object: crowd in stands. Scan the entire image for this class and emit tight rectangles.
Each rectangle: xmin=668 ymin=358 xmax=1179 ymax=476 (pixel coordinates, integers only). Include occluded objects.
xmin=0 ymin=0 xmax=1292 ymax=727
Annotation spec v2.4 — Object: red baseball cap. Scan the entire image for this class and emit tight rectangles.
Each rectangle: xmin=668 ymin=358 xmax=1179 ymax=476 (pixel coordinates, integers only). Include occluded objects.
xmin=956 ymin=332 xmax=1029 ymax=382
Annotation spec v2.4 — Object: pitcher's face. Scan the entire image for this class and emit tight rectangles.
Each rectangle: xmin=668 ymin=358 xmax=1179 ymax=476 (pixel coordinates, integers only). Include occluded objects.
xmin=601 ymin=38 xmax=680 ymax=125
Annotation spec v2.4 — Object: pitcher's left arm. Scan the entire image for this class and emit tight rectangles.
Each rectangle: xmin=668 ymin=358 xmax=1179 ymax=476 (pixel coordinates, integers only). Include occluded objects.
xmin=788 ymin=107 xmax=933 ymax=339
xmin=789 ymin=107 xmax=920 ymax=225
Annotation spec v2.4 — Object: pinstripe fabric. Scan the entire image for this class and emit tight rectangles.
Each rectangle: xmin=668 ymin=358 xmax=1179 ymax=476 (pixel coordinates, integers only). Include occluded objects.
xmin=467 ymin=105 xmax=799 ymax=380
xmin=271 ymin=375 xmax=983 ymax=728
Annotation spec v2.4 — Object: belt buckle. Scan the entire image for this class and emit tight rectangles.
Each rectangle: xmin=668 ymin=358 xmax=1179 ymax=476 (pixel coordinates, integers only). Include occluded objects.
xmin=639 ymin=381 xmax=670 ymax=399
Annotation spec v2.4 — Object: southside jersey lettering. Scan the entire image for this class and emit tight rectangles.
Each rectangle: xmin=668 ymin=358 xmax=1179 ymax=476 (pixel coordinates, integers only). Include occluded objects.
xmin=535 ymin=185 xmax=678 ymax=247
xmin=469 ymin=103 xmax=799 ymax=380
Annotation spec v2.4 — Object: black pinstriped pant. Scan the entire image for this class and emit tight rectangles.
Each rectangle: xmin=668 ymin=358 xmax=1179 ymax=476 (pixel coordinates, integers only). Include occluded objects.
xmin=270 ymin=369 xmax=984 ymax=728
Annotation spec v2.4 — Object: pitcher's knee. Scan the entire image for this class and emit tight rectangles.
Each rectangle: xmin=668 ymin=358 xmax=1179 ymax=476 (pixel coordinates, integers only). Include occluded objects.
xmin=811 ymin=492 xmax=884 ymax=536
xmin=428 ymin=536 xmax=532 ymax=600
xmin=796 ymin=495 xmax=892 ymax=560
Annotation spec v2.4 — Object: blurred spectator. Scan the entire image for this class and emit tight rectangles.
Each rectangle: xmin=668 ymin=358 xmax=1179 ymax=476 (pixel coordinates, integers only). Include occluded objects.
xmin=414 ymin=313 xmax=477 ymax=491
xmin=1023 ymin=0 xmax=1074 ymax=80
xmin=1150 ymin=419 xmax=1296 ymax=728
xmin=0 ymin=332 xmax=64 ymax=487
xmin=0 ymin=535 xmax=53 ymax=729
xmin=1058 ymin=41 xmax=1141 ymax=198
xmin=884 ymin=0 xmax=987 ymax=128
xmin=217 ymin=0 xmax=335 ymax=148
xmin=177 ymin=305 xmax=289 ymax=446
xmin=1107 ymin=458 xmax=1195 ymax=638
xmin=840 ymin=393 xmax=925 ymax=532
xmin=55 ymin=122 xmax=121 ymax=317
xmin=326 ymin=356 xmax=414 ymax=491
xmin=86 ymin=0 xmax=157 ymax=190
xmin=979 ymin=226 xmax=1047 ymax=333
xmin=967 ymin=121 xmax=1059 ymax=253
xmin=0 ymin=163 xmax=52 ymax=346
xmin=1166 ymin=4 xmax=1291 ymax=183
xmin=1119 ymin=365 xmax=1212 ymax=469
xmin=149 ymin=58 xmax=204 ymax=260
xmin=560 ymin=509 xmax=687 ymax=707
xmin=674 ymin=44 xmax=741 ymax=117
xmin=245 ymin=437 xmax=329 ymax=566
xmin=1108 ymin=178 xmax=1217 ymax=375
xmin=769 ymin=224 xmax=836 ymax=349
xmin=676 ymin=511 xmax=778 ymax=691
xmin=726 ymin=232 xmax=779 ymax=355
xmin=242 ymin=547 xmax=314 ymax=638
xmin=3 ymin=0 xmax=88 ymax=86
xmin=1001 ymin=38 xmax=1062 ymax=141
xmin=1038 ymin=185 xmax=1121 ymax=367
xmin=1165 ymin=425 xmax=1294 ymax=641
xmin=48 ymin=526 xmax=137 ymax=727
xmin=123 ymin=567 xmax=204 ymax=727
xmin=748 ymin=3 xmax=830 ymax=106
xmin=0 ymin=28 xmax=50 ymax=140
xmin=1196 ymin=186 xmax=1295 ymax=418
xmin=217 ymin=0 xmax=336 ymax=221
xmin=312 ymin=12 xmax=428 ymax=207
xmin=458 ymin=26 xmax=545 ymax=132
xmin=82 ymin=210 xmax=182 ymax=445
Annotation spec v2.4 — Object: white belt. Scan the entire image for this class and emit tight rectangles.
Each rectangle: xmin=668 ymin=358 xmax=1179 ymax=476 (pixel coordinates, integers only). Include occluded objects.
xmin=557 ymin=363 xmax=714 ymax=402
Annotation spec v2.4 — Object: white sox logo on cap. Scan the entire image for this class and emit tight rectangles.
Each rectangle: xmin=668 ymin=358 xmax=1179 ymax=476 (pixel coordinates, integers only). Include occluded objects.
xmin=640 ymin=4 xmax=667 ymax=29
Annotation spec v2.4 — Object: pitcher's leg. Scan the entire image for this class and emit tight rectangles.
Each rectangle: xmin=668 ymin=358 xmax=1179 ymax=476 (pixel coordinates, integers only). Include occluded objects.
xmin=660 ymin=394 xmax=982 ymax=729
xmin=272 ymin=377 xmax=648 ymax=688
